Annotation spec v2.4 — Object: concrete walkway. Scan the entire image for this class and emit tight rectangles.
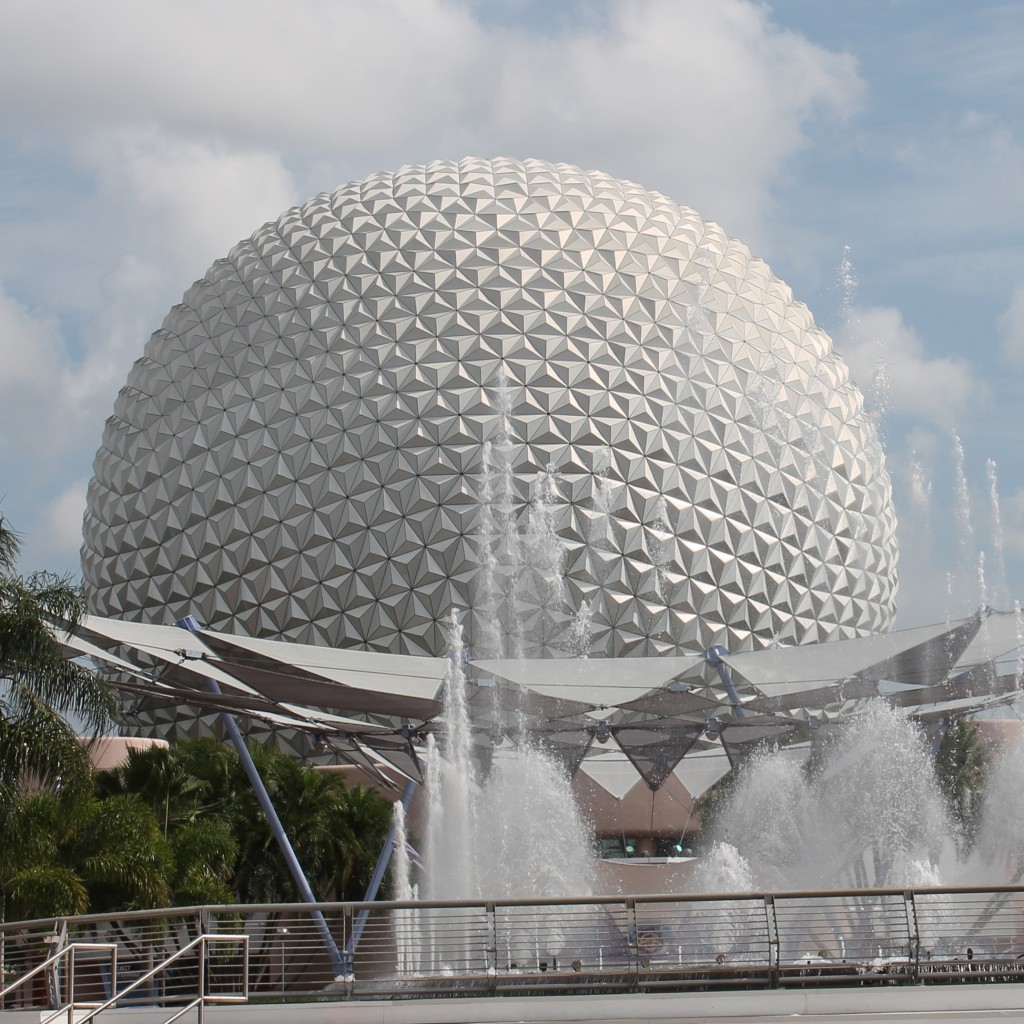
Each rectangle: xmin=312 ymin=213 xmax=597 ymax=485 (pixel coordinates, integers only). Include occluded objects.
xmin=7 ymin=985 xmax=1024 ymax=1024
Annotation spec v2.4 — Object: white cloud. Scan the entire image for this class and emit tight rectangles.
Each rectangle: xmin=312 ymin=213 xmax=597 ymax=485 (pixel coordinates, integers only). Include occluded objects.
xmin=0 ymin=132 xmax=299 ymax=576
xmin=482 ymin=0 xmax=861 ymax=229
xmin=62 ymin=132 xmax=300 ymax=419
xmin=0 ymin=0 xmax=860 ymax=234
xmin=78 ymin=128 xmax=298 ymax=276
xmin=998 ymin=284 xmax=1024 ymax=367
xmin=0 ymin=0 xmax=486 ymax=148
xmin=0 ymin=128 xmax=305 ymax=575
xmin=837 ymin=306 xmax=982 ymax=428
xmin=0 ymin=286 xmax=62 ymax=389
xmin=0 ymin=286 xmax=71 ymax=461
xmin=0 ymin=134 xmax=299 ymax=457
xmin=42 ymin=479 xmax=90 ymax=560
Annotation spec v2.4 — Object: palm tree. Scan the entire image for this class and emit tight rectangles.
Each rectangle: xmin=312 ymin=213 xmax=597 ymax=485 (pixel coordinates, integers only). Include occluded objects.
xmin=1 ymin=513 xmax=119 ymax=925
xmin=167 ymin=817 xmax=237 ymax=906
xmin=120 ymin=738 xmax=393 ymax=904
xmin=222 ymin=744 xmax=391 ymax=903
xmin=0 ymin=790 xmax=175 ymax=920
xmin=0 ymin=513 xmax=116 ymax=811
xmin=96 ymin=743 xmax=238 ymax=906
xmin=337 ymin=784 xmax=393 ymax=901
xmin=95 ymin=743 xmax=209 ymax=837
xmin=0 ymin=791 xmax=88 ymax=921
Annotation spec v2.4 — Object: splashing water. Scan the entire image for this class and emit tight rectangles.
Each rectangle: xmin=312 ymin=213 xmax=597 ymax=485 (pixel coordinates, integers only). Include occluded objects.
xmin=910 ymin=456 xmax=932 ymax=525
xmin=570 ymin=599 xmax=594 ymax=659
xmin=423 ymin=613 xmax=478 ymax=899
xmin=475 ymin=370 xmax=526 ymax=660
xmin=421 ymin=609 xmax=594 ymax=902
xmin=515 ymin=465 xmax=567 ymax=652
xmin=869 ymin=359 xmax=893 ymax=431
xmin=1015 ymin=601 xmax=1024 ymax=692
xmin=952 ymin=432 xmax=975 ymax=586
xmin=966 ymin=738 xmax=1024 ymax=885
xmin=476 ymin=440 xmax=503 ymax=660
xmin=700 ymin=704 xmax=955 ymax=891
xmin=392 ymin=801 xmax=413 ymax=902
xmin=473 ymin=747 xmax=595 ymax=899
xmin=986 ymin=458 xmax=1008 ymax=610
xmin=647 ymin=495 xmax=672 ymax=602
xmin=690 ymin=842 xmax=754 ymax=893
xmin=391 ymin=801 xmax=418 ymax=975
xmin=592 ymin=446 xmax=615 ymax=542
xmin=837 ymin=244 xmax=857 ymax=329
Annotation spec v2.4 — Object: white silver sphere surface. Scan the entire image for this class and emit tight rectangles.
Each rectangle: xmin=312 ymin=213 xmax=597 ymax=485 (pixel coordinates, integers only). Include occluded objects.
xmin=82 ymin=158 xmax=898 ymax=657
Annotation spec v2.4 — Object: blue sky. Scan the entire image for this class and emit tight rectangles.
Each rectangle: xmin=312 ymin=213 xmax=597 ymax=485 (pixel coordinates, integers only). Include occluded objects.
xmin=0 ymin=0 xmax=1020 ymax=629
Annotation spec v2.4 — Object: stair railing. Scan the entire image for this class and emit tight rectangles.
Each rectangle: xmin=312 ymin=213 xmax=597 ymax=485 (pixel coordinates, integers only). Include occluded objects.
xmin=1 ymin=941 xmax=117 ymax=1012
xmin=35 ymin=933 xmax=248 ymax=1024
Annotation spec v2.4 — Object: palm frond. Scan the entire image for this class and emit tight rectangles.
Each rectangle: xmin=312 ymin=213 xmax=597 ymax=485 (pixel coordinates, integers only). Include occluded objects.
xmin=7 ymin=864 xmax=88 ymax=920
xmin=0 ymin=515 xmax=20 ymax=574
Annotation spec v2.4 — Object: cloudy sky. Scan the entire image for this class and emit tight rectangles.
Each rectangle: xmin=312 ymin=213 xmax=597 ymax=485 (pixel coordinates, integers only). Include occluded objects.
xmin=0 ymin=0 xmax=1021 ymax=628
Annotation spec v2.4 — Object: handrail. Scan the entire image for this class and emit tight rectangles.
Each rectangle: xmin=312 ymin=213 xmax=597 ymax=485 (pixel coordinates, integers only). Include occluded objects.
xmin=153 ymin=935 xmax=250 ymax=1024
xmin=4 ymin=887 xmax=1024 ymax=1004
xmin=0 ymin=941 xmax=117 ymax=1003
xmin=9 ymin=881 xmax=1024 ymax=930
xmin=44 ymin=934 xmax=247 ymax=1024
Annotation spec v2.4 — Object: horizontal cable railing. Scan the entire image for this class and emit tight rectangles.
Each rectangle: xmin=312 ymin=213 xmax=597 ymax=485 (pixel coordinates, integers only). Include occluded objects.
xmin=4 ymin=886 xmax=1024 ymax=1007
xmin=0 ymin=942 xmax=117 ymax=1009
xmin=68 ymin=934 xmax=248 ymax=1024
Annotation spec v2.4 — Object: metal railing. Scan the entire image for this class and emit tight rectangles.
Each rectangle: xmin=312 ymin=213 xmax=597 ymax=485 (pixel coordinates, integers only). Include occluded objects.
xmin=3 ymin=886 xmax=1024 ymax=1006
xmin=0 ymin=941 xmax=117 ymax=1012
xmin=71 ymin=934 xmax=248 ymax=1024
xmin=1 ymin=933 xmax=247 ymax=1021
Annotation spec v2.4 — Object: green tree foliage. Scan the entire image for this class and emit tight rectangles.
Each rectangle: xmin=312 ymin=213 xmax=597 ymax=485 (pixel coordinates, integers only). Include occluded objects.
xmin=226 ymin=744 xmax=391 ymax=903
xmin=1 ymin=512 xmax=120 ymax=923
xmin=0 ymin=513 xmax=116 ymax=812
xmin=0 ymin=512 xmax=393 ymax=919
xmin=935 ymin=717 xmax=989 ymax=847
xmin=0 ymin=791 xmax=174 ymax=921
xmin=98 ymin=738 xmax=393 ymax=906
xmin=67 ymin=794 xmax=173 ymax=912
xmin=0 ymin=791 xmax=88 ymax=920
xmin=6 ymin=731 xmax=393 ymax=920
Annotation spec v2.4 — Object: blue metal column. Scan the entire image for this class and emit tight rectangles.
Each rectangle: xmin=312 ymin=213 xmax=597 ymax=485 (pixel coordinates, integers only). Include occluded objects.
xmin=705 ymin=644 xmax=747 ymax=719
xmin=174 ymin=616 xmax=346 ymax=978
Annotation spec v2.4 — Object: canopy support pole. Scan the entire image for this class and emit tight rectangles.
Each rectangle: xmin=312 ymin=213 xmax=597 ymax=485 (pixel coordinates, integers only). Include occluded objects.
xmin=174 ymin=615 xmax=346 ymax=979
xmin=705 ymin=644 xmax=747 ymax=719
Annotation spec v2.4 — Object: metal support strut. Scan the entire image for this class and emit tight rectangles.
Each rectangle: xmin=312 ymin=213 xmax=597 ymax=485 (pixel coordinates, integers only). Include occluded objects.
xmin=705 ymin=644 xmax=747 ymax=719
xmin=175 ymin=615 xmax=346 ymax=978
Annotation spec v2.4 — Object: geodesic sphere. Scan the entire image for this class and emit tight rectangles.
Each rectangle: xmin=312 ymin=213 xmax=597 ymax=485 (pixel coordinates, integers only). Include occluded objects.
xmin=82 ymin=157 xmax=898 ymax=658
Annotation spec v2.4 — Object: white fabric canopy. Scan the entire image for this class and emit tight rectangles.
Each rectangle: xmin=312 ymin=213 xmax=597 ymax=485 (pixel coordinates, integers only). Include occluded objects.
xmin=61 ymin=611 xmax=1024 ymax=792
xmin=472 ymin=656 xmax=706 ymax=706
xmin=721 ymin=618 xmax=976 ymax=690
xmin=200 ymin=629 xmax=448 ymax=702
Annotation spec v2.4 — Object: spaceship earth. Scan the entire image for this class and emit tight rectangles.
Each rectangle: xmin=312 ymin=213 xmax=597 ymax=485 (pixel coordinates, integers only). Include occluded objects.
xmin=82 ymin=157 xmax=898 ymax=660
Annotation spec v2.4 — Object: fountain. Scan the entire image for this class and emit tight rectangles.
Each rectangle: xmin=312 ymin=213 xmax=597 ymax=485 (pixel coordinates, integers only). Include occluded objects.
xmin=397 ymin=367 xmax=1024 ymax=909
xmin=414 ymin=611 xmax=595 ymax=903
xmin=698 ymin=704 xmax=956 ymax=891
xmin=393 ymin=610 xmax=598 ymax=975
